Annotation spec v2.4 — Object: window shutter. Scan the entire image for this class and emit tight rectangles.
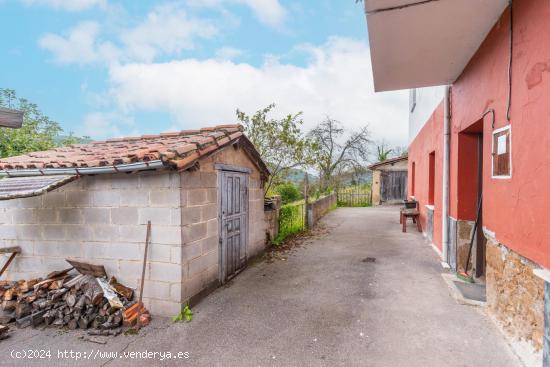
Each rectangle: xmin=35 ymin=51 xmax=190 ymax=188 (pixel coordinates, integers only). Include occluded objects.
xmin=492 ymin=126 xmax=511 ymax=177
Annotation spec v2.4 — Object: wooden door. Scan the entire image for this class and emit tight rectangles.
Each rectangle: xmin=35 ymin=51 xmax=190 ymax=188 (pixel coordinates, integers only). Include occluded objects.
xmin=380 ymin=171 xmax=408 ymax=202
xmin=219 ymin=170 xmax=248 ymax=283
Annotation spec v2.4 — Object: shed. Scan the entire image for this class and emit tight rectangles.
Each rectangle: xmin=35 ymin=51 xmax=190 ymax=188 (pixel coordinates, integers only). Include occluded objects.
xmin=368 ymin=156 xmax=408 ymax=206
xmin=0 ymin=125 xmax=269 ymax=316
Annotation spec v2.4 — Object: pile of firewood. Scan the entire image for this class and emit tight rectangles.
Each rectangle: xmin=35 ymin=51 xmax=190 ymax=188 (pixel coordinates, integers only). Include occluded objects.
xmin=0 ymin=261 xmax=146 ymax=336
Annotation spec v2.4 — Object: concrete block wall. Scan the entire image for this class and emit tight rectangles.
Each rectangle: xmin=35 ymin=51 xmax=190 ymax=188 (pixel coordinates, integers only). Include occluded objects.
xmin=307 ymin=193 xmax=337 ymax=228
xmin=180 ymin=145 xmax=267 ymax=303
xmin=0 ymin=171 xmax=183 ymax=316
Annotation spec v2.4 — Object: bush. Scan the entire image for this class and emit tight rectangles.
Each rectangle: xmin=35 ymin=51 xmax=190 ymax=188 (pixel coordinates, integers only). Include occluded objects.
xmin=275 ymin=183 xmax=303 ymax=204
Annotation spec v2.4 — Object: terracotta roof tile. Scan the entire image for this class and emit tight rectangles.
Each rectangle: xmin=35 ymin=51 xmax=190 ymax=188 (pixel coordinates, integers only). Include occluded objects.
xmin=0 ymin=124 xmax=244 ymax=171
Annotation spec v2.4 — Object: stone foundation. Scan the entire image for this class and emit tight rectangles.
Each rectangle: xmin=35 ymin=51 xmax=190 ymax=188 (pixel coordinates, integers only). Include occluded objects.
xmin=485 ymin=233 xmax=544 ymax=351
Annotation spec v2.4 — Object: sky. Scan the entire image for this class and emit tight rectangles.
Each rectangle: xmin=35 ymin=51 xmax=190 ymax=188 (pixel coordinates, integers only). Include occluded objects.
xmin=0 ymin=0 xmax=408 ymax=145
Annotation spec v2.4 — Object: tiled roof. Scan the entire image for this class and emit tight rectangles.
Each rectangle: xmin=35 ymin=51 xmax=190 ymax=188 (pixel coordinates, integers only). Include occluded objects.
xmin=0 ymin=125 xmax=244 ymax=170
xmin=367 ymin=155 xmax=408 ymax=170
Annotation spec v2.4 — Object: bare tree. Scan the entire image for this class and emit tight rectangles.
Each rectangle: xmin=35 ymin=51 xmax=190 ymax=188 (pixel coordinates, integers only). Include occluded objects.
xmin=308 ymin=117 xmax=371 ymax=191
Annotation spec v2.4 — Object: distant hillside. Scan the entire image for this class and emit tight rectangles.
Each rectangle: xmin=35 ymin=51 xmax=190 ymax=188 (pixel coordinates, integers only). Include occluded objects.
xmin=283 ymin=168 xmax=318 ymax=185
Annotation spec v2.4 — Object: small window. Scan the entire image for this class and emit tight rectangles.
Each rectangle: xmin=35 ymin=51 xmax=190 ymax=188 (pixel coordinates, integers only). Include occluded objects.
xmin=492 ymin=125 xmax=511 ymax=178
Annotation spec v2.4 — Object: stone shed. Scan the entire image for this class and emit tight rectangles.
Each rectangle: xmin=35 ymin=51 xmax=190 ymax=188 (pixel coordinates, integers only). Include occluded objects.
xmin=0 ymin=125 xmax=270 ymax=316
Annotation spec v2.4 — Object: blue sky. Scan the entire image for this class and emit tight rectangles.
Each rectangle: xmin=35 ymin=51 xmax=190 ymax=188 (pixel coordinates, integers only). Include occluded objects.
xmin=1 ymin=0 xmax=407 ymax=144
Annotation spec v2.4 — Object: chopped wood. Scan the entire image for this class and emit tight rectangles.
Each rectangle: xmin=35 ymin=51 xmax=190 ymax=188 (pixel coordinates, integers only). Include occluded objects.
xmin=15 ymin=302 xmax=32 ymax=319
xmin=46 ymin=267 xmax=73 ymax=279
xmin=0 ymin=247 xmax=21 ymax=254
xmin=65 ymin=259 xmax=107 ymax=278
xmin=109 ymin=277 xmax=134 ymax=300
xmin=2 ymin=300 xmax=16 ymax=311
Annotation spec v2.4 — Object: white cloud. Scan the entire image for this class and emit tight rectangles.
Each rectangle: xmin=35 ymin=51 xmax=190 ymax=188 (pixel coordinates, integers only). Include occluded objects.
xmin=120 ymin=3 xmax=218 ymax=62
xmin=80 ymin=112 xmax=137 ymax=139
xmin=106 ymin=37 xmax=408 ymax=145
xmin=215 ymin=46 xmax=243 ymax=60
xmin=39 ymin=3 xmax=217 ymax=64
xmin=20 ymin=0 xmax=106 ymax=11
xmin=188 ymin=0 xmax=286 ymax=28
xmin=238 ymin=0 xmax=286 ymax=27
xmin=39 ymin=22 xmax=118 ymax=64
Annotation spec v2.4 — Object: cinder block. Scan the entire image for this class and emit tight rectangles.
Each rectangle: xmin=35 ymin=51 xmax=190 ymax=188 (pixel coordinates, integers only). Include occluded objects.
xmin=206 ymin=188 xmax=217 ymax=203
xmin=35 ymin=208 xmax=59 ymax=224
xmin=201 ymin=236 xmax=218 ymax=255
xmin=149 ymin=225 xmax=182 ymax=245
xmin=143 ymin=280 xmax=170 ymax=300
xmin=18 ymin=195 xmax=44 ymax=209
xmin=82 ymin=208 xmax=110 ymax=224
xmin=91 ymin=225 xmax=120 ymax=242
xmin=43 ymin=191 xmax=66 ymax=208
xmin=148 ymin=244 xmax=172 ymax=263
xmin=200 ymin=172 xmax=217 ymax=188
xmin=92 ymin=190 xmax=120 ymax=207
xmin=201 ymin=204 xmax=217 ymax=221
xmin=65 ymin=224 xmax=93 ymax=242
xmin=0 ymin=209 xmax=11 ymax=225
xmin=170 ymin=208 xmax=181 ymax=226
xmin=169 ymin=172 xmax=181 ymax=190
xmin=13 ymin=256 xmax=44 ymax=273
xmin=42 ymin=225 xmax=67 ymax=241
xmin=103 ymin=242 xmax=141 ymax=261
xmin=147 ymin=299 xmax=181 ymax=317
xmin=81 ymin=242 xmax=108 ymax=259
xmin=66 ymin=191 xmax=92 ymax=207
xmin=111 ymin=207 xmax=138 ymax=225
xmin=119 ymin=225 xmax=147 ymax=243
xmin=34 ymin=241 xmax=82 ymax=258
xmin=149 ymin=190 xmax=180 ymax=207
xmin=182 ymin=240 xmax=202 ymax=261
xmin=149 ymin=262 xmax=181 ymax=283
xmin=118 ymin=260 xmax=147 ymax=282
xmin=139 ymin=172 xmax=171 ymax=189
xmin=188 ymin=250 xmax=217 ymax=277
xmin=188 ymin=189 xmax=207 ymax=206
xmin=138 ymin=208 xmax=171 ymax=225
xmin=169 ymin=282 xmax=182 ymax=302
xmin=181 ymin=207 xmax=201 ymax=226
xmin=182 ymin=222 xmax=207 ymax=243
xmin=183 ymin=274 xmax=205 ymax=299
xmin=119 ymin=190 xmax=149 ymax=207
xmin=0 ymin=225 xmax=17 ymax=240
xmin=170 ymin=246 xmax=181 ymax=264
xmin=58 ymin=208 xmax=83 ymax=224
xmin=11 ymin=209 xmax=36 ymax=224
xmin=111 ymin=174 xmax=139 ymax=189
xmin=206 ymin=218 xmax=218 ymax=237
xmin=180 ymin=171 xmax=201 ymax=189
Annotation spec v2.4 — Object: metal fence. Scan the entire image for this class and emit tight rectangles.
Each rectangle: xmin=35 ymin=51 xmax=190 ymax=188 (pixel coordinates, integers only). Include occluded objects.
xmin=336 ymin=187 xmax=372 ymax=207
xmin=274 ymin=201 xmax=305 ymax=245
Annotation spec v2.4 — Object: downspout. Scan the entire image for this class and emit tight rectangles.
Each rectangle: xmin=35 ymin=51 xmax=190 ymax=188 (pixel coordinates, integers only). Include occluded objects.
xmin=441 ymin=85 xmax=451 ymax=267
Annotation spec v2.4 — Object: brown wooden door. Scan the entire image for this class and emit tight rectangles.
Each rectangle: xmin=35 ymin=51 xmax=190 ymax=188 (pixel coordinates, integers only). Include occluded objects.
xmin=219 ymin=170 xmax=248 ymax=283
xmin=380 ymin=171 xmax=408 ymax=202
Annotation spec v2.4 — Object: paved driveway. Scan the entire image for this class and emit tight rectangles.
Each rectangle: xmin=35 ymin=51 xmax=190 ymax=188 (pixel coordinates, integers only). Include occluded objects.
xmin=0 ymin=207 xmax=520 ymax=366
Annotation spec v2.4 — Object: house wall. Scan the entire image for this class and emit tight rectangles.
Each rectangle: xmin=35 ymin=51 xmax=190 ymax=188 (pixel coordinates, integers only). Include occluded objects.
xmin=0 ymin=171 xmax=184 ymax=316
xmin=407 ymin=102 xmax=444 ymax=249
xmin=408 ymin=0 xmax=550 ymax=355
xmin=179 ymin=144 xmax=266 ymax=304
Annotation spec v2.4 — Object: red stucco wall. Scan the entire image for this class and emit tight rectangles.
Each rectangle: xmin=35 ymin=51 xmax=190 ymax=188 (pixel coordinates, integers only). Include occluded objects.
xmin=409 ymin=0 xmax=550 ymax=267
xmin=408 ymin=103 xmax=443 ymax=250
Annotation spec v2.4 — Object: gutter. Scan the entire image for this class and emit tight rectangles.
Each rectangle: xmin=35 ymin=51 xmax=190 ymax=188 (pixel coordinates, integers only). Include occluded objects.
xmin=0 ymin=160 xmax=166 ymax=178
xmin=441 ymin=85 xmax=451 ymax=267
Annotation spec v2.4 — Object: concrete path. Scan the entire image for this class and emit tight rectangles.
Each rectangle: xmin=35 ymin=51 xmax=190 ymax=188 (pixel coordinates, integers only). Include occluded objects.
xmin=0 ymin=207 xmax=521 ymax=366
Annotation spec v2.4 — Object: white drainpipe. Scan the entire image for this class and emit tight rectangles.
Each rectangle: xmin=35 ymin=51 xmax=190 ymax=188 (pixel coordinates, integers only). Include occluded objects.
xmin=441 ymin=85 xmax=451 ymax=267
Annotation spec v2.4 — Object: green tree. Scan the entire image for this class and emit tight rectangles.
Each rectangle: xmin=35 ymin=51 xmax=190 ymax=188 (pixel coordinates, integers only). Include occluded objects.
xmin=0 ymin=88 xmax=89 ymax=158
xmin=376 ymin=141 xmax=393 ymax=162
xmin=275 ymin=182 xmax=303 ymax=204
xmin=237 ymin=104 xmax=314 ymax=194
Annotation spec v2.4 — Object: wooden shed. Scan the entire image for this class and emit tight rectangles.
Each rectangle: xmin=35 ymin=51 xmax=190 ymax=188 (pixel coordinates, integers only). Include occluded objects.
xmin=368 ymin=156 xmax=408 ymax=206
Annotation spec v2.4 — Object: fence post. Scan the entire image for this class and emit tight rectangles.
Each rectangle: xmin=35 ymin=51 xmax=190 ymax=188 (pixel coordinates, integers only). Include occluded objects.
xmin=304 ymin=173 xmax=309 ymax=229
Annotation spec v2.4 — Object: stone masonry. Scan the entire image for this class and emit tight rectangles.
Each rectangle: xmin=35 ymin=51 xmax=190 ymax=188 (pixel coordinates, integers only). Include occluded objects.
xmin=485 ymin=233 xmax=545 ymax=351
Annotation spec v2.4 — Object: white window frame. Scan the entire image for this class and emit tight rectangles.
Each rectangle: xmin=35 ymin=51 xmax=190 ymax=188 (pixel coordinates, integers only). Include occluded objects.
xmin=491 ymin=124 xmax=512 ymax=179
